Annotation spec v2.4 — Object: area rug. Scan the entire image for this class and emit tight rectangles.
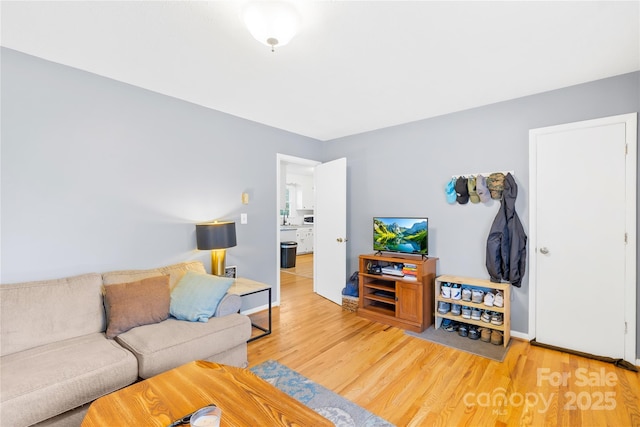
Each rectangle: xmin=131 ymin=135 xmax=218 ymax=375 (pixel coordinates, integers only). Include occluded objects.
xmin=406 ymin=325 xmax=510 ymax=362
xmin=250 ymin=360 xmax=394 ymax=426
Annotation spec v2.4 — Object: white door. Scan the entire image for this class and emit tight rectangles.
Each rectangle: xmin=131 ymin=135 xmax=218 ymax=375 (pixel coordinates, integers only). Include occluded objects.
xmin=529 ymin=113 xmax=636 ymax=363
xmin=314 ymin=158 xmax=347 ymax=305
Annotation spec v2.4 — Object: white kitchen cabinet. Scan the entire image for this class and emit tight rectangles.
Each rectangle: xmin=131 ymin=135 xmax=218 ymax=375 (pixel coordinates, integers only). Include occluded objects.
xmin=295 ymin=227 xmax=314 ymax=254
xmin=295 ymin=175 xmax=314 ymax=210
xmin=280 ymin=228 xmax=297 ymax=243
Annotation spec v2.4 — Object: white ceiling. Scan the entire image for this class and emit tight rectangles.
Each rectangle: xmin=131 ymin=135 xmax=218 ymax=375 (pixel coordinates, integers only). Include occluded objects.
xmin=1 ymin=1 xmax=639 ymax=141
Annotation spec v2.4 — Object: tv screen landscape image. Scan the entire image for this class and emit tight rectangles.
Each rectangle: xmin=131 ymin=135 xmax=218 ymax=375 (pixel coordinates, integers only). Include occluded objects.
xmin=373 ymin=217 xmax=428 ymax=255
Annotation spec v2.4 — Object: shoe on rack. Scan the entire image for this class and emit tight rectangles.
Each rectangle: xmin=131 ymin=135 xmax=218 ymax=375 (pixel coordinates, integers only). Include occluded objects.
xmin=490 ymin=312 xmax=504 ymax=326
xmin=438 ymin=301 xmax=451 ymax=314
xmin=441 ymin=282 xmax=451 ymax=299
xmin=461 ymin=306 xmax=472 ymax=319
xmin=468 ymin=326 xmax=480 ymax=340
xmin=494 ymin=291 xmax=504 ymax=308
xmin=471 ymin=289 xmax=484 ymax=304
xmin=483 ymin=291 xmax=495 ymax=307
xmin=480 ymin=310 xmax=491 ymax=323
xmin=451 ymin=303 xmax=462 ymax=316
xmin=451 ymin=284 xmax=462 ymax=300
xmin=491 ymin=330 xmax=504 ymax=346
xmin=480 ymin=328 xmax=491 ymax=342
xmin=471 ymin=308 xmax=481 ymax=321
xmin=458 ymin=324 xmax=469 ymax=337
xmin=443 ymin=319 xmax=459 ymax=332
xmin=461 ymin=287 xmax=472 ymax=302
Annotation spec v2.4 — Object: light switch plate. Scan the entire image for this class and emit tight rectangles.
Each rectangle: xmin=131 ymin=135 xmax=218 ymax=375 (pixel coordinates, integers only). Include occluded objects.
xmin=241 ymin=213 xmax=248 ymax=224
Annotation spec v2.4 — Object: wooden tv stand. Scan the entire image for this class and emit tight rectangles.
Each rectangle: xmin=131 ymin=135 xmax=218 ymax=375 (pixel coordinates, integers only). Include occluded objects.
xmin=357 ymin=253 xmax=438 ymax=333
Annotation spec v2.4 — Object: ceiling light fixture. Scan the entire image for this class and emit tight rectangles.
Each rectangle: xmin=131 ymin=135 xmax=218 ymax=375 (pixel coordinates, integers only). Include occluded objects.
xmin=242 ymin=1 xmax=300 ymax=52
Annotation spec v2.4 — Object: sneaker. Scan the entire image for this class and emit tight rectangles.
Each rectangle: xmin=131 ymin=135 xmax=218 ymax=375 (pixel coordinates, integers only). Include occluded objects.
xmin=438 ymin=301 xmax=451 ymax=314
xmin=480 ymin=328 xmax=491 ymax=342
xmin=458 ymin=324 xmax=469 ymax=337
xmin=451 ymin=303 xmax=462 ymax=316
xmin=480 ymin=310 xmax=491 ymax=323
xmin=484 ymin=291 xmax=495 ymax=307
xmin=468 ymin=325 xmax=480 ymax=340
xmin=441 ymin=282 xmax=451 ymax=299
xmin=471 ymin=308 xmax=481 ymax=321
xmin=494 ymin=291 xmax=504 ymax=308
xmin=471 ymin=289 xmax=484 ymax=304
xmin=461 ymin=287 xmax=472 ymax=302
xmin=491 ymin=330 xmax=504 ymax=346
xmin=461 ymin=306 xmax=472 ymax=319
xmin=443 ymin=320 xmax=459 ymax=332
xmin=490 ymin=312 xmax=504 ymax=326
xmin=451 ymin=284 xmax=462 ymax=300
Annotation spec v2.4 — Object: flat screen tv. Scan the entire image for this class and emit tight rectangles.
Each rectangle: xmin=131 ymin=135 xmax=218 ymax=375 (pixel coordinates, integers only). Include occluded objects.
xmin=373 ymin=217 xmax=428 ymax=255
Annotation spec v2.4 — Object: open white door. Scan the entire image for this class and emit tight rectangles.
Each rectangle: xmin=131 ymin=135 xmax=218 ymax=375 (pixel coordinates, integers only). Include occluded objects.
xmin=314 ymin=158 xmax=347 ymax=305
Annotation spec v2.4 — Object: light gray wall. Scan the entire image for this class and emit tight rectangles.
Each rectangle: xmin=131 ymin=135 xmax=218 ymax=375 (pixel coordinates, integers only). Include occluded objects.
xmin=2 ymin=47 xmax=638 ymax=357
xmin=322 ymin=71 xmax=639 ymax=353
xmin=0 ymin=48 xmax=322 ymax=308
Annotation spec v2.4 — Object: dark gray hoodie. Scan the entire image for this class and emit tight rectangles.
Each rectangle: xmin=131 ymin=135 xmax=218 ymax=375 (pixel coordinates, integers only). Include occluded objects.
xmin=486 ymin=173 xmax=527 ymax=287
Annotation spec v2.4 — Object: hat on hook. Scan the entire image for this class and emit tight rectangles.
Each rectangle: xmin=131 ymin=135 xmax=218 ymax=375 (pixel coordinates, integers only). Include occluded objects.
xmin=487 ymin=172 xmax=506 ymax=200
xmin=476 ymin=174 xmax=491 ymax=203
xmin=455 ymin=176 xmax=469 ymax=204
xmin=445 ymin=178 xmax=457 ymax=204
xmin=467 ymin=176 xmax=480 ymax=203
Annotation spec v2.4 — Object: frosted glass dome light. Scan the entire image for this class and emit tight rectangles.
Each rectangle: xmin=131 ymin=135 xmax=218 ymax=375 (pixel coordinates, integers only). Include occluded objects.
xmin=242 ymin=1 xmax=301 ymax=51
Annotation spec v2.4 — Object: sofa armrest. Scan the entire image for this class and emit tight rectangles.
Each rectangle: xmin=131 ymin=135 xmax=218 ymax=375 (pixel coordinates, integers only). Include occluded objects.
xmin=215 ymin=294 xmax=241 ymax=317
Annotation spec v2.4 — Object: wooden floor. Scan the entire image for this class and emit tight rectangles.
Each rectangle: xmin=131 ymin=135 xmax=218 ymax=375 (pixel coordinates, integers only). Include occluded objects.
xmin=279 ymin=252 xmax=313 ymax=278
xmin=249 ymin=254 xmax=640 ymax=427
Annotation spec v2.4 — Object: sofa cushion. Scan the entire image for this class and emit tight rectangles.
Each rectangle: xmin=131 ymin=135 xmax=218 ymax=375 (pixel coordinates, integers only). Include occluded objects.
xmin=0 ymin=273 xmax=104 ymax=357
xmin=170 ymin=272 xmax=233 ymax=322
xmin=103 ymin=275 xmax=170 ymax=339
xmin=0 ymin=333 xmax=138 ymax=427
xmin=102 ymin=261 xmax=207 ymax=290
xmin=115 ymin=314 xmax=251 ymax=378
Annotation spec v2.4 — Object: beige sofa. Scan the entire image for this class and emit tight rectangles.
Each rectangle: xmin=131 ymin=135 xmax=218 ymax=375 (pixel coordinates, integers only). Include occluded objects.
xmin=0 ymin=261 xmax=252 ymax=427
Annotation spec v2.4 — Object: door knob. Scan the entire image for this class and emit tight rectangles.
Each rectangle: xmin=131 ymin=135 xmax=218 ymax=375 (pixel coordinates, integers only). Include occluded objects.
xmin=336 ymin=237 xmax=348 ymax=243
xmin=540 ymin=247 xmax=549 ymax=254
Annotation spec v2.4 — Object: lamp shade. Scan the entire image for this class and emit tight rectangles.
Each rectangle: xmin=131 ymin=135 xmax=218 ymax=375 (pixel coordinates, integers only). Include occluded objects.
xmin=196 ymin=222 xmax=237 ymax=250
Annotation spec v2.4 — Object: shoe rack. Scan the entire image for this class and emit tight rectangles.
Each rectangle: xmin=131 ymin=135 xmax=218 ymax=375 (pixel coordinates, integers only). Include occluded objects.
xmin=434 ymin=275 xmax=511 ymax=347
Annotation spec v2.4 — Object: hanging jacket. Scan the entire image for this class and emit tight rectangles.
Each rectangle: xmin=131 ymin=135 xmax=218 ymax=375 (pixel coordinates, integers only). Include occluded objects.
xmin=486 ymin=173 xmax=527 ymax=287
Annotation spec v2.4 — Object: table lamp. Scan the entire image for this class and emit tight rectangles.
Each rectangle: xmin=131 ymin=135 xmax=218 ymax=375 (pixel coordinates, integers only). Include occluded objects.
xmin=196 ymin=221 xmax=237 ymax=276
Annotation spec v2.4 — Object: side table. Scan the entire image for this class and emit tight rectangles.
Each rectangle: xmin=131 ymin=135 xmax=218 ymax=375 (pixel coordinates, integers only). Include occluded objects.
xmin=228 ymin=277 xmax=272 ymax=342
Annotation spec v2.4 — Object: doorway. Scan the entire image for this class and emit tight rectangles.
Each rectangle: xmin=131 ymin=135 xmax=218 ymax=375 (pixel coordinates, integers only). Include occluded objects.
xmin=276 ymin=154 xmax=320 ymax=304
xmin=276 ymin=155 xmax=348 ymax=306
xmin=529 ymin=113 xmax=637 ymax=364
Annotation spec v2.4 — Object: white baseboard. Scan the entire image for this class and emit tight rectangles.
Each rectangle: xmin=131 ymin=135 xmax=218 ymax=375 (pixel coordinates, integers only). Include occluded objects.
xmin=510 ymin=330 xmax=532 ymax=341
xmin=240 ymin=301 xmax=279 ymax=316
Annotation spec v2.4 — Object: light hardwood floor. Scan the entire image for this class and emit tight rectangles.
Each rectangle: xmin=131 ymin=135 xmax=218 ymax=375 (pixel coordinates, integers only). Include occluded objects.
xmin=249 ymin=255 xmax=640 ymax=426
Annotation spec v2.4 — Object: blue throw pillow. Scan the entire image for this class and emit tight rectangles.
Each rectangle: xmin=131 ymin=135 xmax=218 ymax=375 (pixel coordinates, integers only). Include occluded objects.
xmin=170 ymin=271 xmax=234 ymax=322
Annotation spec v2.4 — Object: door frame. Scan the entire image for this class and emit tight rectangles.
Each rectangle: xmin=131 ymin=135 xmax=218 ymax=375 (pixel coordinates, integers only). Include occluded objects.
xmin=276 ymin=154 xmax=321 ymax=306
xmin=528 ymin=113 xmax=637 ymax=364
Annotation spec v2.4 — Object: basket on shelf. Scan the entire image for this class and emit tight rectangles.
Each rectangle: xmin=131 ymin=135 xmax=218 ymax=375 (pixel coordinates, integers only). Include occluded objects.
xmin=341 ymin=296 xmax=359 ymax=312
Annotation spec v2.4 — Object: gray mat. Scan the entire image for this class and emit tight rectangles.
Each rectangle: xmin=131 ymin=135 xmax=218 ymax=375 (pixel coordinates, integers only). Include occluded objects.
xmin=406 ymin=325 xmax=510 ymax=362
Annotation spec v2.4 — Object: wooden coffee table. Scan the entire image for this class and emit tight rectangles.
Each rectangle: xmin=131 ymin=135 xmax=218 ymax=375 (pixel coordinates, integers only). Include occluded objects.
xmin=81 ymin=361 xmax=332 ymax=427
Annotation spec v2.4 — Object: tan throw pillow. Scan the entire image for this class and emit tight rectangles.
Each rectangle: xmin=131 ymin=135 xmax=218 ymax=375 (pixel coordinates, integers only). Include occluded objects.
xmin=103 ymin=275 xmax=170 ymax=339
